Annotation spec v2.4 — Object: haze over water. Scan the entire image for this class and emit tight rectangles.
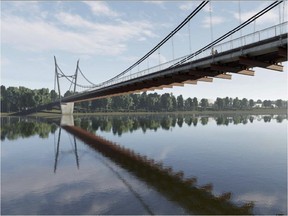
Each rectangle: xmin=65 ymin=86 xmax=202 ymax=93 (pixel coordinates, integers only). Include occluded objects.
xmin=1 ymin=114 xmax=287 ymax=215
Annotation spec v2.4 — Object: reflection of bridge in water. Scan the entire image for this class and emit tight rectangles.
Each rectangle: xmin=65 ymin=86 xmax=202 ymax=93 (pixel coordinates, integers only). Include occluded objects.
xmin=53 ymin=125 xmax=156 ymax=214
xmin=61 ymin=121 xmax=254 ymax=214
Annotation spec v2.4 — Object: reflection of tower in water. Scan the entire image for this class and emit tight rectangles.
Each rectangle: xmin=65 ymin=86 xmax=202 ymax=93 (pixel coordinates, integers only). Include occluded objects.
xmin=53 ymin=127 xmax=79 ymax=173
xmin=54 ymin=123 xmax=155 ymax=214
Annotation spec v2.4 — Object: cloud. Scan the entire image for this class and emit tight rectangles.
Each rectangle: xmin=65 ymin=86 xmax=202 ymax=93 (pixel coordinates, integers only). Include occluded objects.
xmin=55 ymin=12 xmax=95 ymax=29
xmin=143 ymin=1 xmax=166 ymax=10
xmin=2 ymin=12 xmax=156 ymax=56
xmin=27 ymin=56 xmax=48 ymax=62
xmin=119 ymin=56 xmax=140 ymax=63
xmin=143 ymin=1 xmax=165 ymax=5
xmin=202 ymin=16 xmax=225 ymax=28
xmin=1 ymin=56 xmax=11 ymax=66
xmin=235 ymin=192 xmax=278 ymax=208
xmin=203 ymin=3 xmax=212 ymax=13
xmin=138 ymin=37 xmax=147 ymax=42
xmin=233 ymin=3 xmax=279 ymax=25
xmin=83 ymin=1 xmax=119 ymax=17
xmin=149 ymin=52 xmax=168 ymax=65
xmin=179 ymin=2 xmax=196 ymax=11
xmin=4 ymin=1 xmax=40 ymax=13
xmin=157 ymin=145 xmax=175 ymax=161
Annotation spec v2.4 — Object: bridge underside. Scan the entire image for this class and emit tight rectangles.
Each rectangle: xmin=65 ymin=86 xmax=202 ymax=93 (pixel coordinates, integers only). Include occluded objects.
xmin=63 ymin=34 xmax=287 ymax=104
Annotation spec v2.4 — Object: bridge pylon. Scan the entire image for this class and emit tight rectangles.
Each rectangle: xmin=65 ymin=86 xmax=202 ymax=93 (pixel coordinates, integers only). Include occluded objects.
xmin=54 ymin=56 xmax=79 ymax=115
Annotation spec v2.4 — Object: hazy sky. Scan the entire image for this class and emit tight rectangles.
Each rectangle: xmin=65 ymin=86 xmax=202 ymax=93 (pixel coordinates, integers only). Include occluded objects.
xmin=1 ymin=1 xmax=287 ymax=100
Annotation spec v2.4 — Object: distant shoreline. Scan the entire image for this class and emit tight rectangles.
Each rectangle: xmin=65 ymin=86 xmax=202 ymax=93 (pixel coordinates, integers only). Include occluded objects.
xmin=1 ymin=108 xmax=287 ymax=117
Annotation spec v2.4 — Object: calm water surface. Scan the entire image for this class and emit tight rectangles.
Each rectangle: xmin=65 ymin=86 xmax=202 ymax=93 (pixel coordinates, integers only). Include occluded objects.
xmin=1 ymin=114 xmax=287 ymax=215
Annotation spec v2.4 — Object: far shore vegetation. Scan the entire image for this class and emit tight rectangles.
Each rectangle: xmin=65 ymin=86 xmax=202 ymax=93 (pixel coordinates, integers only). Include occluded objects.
xmin=1 ymin=85 xmax=287 ymax=116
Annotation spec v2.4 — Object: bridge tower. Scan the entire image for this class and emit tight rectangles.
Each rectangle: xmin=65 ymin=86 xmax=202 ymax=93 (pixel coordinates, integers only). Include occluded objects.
xmin=54 ymin=56 xmax=79 ymax=115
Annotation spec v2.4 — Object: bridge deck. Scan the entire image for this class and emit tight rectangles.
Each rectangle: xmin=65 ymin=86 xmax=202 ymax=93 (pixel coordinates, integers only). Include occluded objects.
xmin=63 ymin=34 xmax=287 ymax=103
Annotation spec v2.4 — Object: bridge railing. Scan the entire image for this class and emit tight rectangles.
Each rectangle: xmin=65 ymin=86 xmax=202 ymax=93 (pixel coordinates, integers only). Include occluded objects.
xmin=204 ymin=21 xmax=287 ymax=57
xmin=93 ymin=22 xmax=287 ymax=90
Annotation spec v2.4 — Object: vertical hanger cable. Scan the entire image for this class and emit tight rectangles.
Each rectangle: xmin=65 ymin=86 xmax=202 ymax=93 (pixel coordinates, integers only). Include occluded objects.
xmin=238 ymin=0 xmax=242 ymax=46
xmin=188 ymin=21 xmax=192 ymax=53
xmin=209 ymin=1 xmax=214 ymax=42
xmin=171 ymin=37 xmax=175 ymax=61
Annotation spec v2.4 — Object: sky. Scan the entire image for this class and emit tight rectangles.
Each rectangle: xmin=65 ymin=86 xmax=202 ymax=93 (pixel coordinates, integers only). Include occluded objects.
xmin=1 ymin=0 xmax=287 ymax=101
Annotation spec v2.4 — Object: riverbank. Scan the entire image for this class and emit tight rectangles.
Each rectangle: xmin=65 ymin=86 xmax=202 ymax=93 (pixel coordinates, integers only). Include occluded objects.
xmin=1 ymin=108 xmax=287 ymax=118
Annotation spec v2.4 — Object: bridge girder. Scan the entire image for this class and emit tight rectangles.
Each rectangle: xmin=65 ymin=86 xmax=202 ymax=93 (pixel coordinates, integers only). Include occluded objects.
xmin=238 ymin=56 xmax=284 ymax=72
xmin=278 ymin=47 xmax=287 ymax=58
xmin=210 ymin=64 xmax=255 ymax=76
xmin=61 ymin=39 xmax=287 ymax=104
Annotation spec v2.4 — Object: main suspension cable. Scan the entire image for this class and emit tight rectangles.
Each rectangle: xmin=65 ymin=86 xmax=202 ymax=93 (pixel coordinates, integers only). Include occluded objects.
xmin=56 ymin=64 xmax=93 ymax=89
xmin=78 ymin=66 xmax=96 ymax=86
xmin=96 ymin=1 xmax=209 ymax=87
xmin=170 ymin=0 xmax=283 ymax=67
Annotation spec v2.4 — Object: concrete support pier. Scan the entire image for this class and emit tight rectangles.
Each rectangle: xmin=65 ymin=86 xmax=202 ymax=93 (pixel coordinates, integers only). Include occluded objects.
xmin=61 ymin=102 xmax=74 ymax=115
xmin=61 ymin=115 xmax=74 ymax=126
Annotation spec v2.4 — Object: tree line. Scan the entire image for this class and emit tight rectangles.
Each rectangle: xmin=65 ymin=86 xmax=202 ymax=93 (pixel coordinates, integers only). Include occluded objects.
xmin=1 ymin=85 xmax=287 ymax=113
xmin=2 ymin=114 xmax=286 ymax=140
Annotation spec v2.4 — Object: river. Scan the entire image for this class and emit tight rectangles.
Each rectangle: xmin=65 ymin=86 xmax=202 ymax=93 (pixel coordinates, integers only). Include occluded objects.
xmin=1 ymin=113 xmax=287 ymax=215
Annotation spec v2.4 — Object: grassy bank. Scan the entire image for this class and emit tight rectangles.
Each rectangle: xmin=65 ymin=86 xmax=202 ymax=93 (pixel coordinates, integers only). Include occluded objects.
xmin=2 ymin=108 xmax=287 ymax=118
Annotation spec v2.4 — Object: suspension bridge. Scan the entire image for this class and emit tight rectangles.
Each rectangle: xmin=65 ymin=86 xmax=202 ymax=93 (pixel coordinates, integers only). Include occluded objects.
xmin=15 ymin=0 xmax=287 ymax=115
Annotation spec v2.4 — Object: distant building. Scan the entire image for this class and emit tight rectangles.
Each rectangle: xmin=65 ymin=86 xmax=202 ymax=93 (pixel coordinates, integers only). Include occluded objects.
xmin=253 ymin=103 xmax=262 ymax=108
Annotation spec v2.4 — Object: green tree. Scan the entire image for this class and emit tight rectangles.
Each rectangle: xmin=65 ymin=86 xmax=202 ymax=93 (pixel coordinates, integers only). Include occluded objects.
xmin=240 ymin=98 xmax=248 ymax=109
xmin=122 ymin=95 xmax=134 ymax=110
xmin=111 ymin=96 xmax=123 ymax=110
xmin=139 ymin=92 xmax=147 ymax=110
xmin=111 ymin=95 xmax=133 ymax=111
xmin=200 ymin=98 xmax=209 ymax=110
xmin=105 ymin=97 xmax=112 ymax=111
xmin=185 ymin=97 xmax=193 ymax=110
xmin=249 ymin=99 xmax=255 ymax=108
xmin=160 ymin=93 xmax=173 ymax=111
xmin=215 ymin=97 xmax=224 ymax=110
xmin=147 ymin=93 xmax=160 ymax=111
xmin=50 ymin=90 xmax=58 ymax=101
xmin=64 ymin=90 xmax=73 ymax=97
xmin=171 ymin=94 xmax=177 ymax=111
xmin=192 ymin=97 xmax=198 ymax=110
xmin=91 ymin=99 xmax=105 ymax=111
xmin=80 ymin=101 xmax=91 ymax=112
xmin=256 ymin=99 xmax=262 ymax=104
xmin=263 ymin=100 xmax=272 ymax=108
xmin=19 ymin=86 xmax=33 ymax=110
xmin=33 ymin=88 xmax=51 ymax=106
xmin=224 ymin=97 xmax=231 ymax=109
xmin=6 ymin=87 xmax=20 ymax=111
xmin=1 ymin=85 xmax=8 ymax=112
xmin=275 ymin=99 xmax=283 ymax=108
xmin=233 ymin=97 xmax=241 ymax=109
xmin=131 ymin=94 xmax=141 ymax=110
xmin=177 ymin=95 xmax=184 ymax=111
